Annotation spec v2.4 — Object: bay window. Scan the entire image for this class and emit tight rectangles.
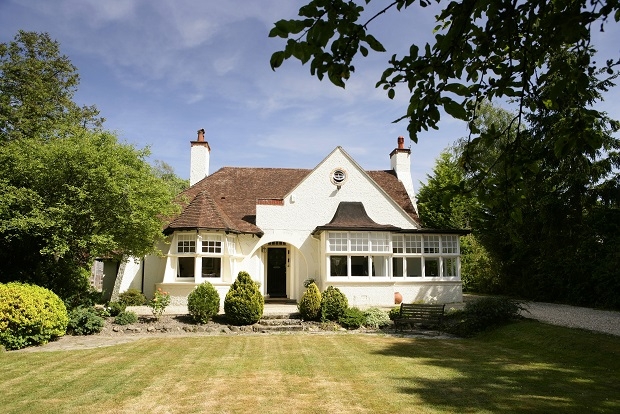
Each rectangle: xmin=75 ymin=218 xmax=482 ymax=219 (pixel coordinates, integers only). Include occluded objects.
xmin=327 ymin=232 xmax=460 ymax=279
xmin=175 ymin=233 xmax=226 ymax=279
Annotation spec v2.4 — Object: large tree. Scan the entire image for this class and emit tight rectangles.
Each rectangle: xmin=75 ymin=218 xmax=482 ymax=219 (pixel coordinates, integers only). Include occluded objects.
xmin=0 ymin=30 xmax=103 ymax=142
xmin=0 ymin=32 xmax=178 ymax=301
xmin=270 ymin=0 xmax=619 ymax=143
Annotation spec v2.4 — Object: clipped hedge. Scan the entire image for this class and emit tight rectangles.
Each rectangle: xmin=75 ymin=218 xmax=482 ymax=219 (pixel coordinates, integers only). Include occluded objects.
xmin=447 ymin=296 xmax=525 ymax=337
xmin=298 ymin=282 xmax=322 ymax=321
xmin=188 ymin=282 xmax=221 ymax=323
xmin=0 ymin=282 xmax=69 ymax=350
xmin=224 ymin=272 xmax=264 ymax=325
xmin=321 ymin=286 xmax=348 ymax=322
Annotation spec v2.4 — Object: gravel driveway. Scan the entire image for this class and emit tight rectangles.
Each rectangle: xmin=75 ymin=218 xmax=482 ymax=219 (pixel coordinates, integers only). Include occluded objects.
xmin=521 ymin=301 xmax=620 ymax=336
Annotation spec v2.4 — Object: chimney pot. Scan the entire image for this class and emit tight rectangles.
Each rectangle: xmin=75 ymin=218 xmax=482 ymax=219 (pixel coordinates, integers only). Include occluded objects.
xmin=397 ymin=136 xmax=405 ymax=149
xmin=197 ymin=128 xmax=205 ymax=142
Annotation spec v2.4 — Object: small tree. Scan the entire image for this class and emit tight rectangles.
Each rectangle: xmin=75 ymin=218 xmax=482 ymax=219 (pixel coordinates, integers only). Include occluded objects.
xmin=224 ymin=272 xmax=264 ymax=325
xmin=188 ymin=282 xmax=220 ymax=323
xmin=321 ymin=286 xmax=348 ymax=322
xmin=298 ymin=282 xmax=321 ymax=321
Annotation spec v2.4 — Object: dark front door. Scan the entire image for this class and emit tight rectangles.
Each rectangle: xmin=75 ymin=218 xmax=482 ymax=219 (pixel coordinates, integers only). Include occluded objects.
xmin=267 ymin=247 xmax=287 ymax=297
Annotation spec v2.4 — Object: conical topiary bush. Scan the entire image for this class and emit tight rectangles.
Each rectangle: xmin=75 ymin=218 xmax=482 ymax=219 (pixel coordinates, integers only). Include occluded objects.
xmin=298 ymin=282 xmax=321 ymax=321
xmin=224 ymin=271 xmax=264 ymax=325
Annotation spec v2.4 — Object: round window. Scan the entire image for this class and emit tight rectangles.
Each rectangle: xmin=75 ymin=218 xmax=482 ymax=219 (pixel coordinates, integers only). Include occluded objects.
xmin=331 ymin=168 xmax=347 ymax=186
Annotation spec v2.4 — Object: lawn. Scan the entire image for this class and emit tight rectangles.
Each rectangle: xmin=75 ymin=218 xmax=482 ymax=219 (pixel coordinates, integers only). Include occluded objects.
xmin=1 ymin=320 xmax=619 ymax=414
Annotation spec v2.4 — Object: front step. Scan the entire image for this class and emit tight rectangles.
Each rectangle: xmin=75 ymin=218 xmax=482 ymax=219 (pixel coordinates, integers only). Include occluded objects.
xmin=254 ymin=316 xmax=306 ymax=332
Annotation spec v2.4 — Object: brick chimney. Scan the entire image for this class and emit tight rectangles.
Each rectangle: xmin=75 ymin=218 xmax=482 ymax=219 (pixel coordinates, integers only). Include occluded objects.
xmin=190 ymin=128 xmax=210 ymax=186
xmin=389 ymin=136 xmax=417 ymax=213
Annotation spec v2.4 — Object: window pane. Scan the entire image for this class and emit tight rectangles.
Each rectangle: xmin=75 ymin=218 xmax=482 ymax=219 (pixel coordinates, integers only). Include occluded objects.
xmin=328 ymin=232 xmax=347 ymax=252
xmin=392 ymin=235 xmax=403 ymax=253
xmin=177 ymin=234 xmax=196 ymax=253
xmin=202 ymin=257 xmax=221 ymax=278
xmin=202 ymin=238 xmax=222 ymax=253
xmin=442 ymin=235 xmax=458 ymax=254
xmin=424 ymin=258 xmax=439 ymax=276
xmin=371 ymin=256 xmax=387 ymax=276
xmin=351 ymin=256 xmax=368 ymax=276
xmin=404 ymin=235 xmax=422 ymax=253
xmin=392 ymin=257 xmax=404 ymax=277
xmin=423 ymin=235 xmax=440 ymax=254
xmin=370 ymin=234 xmax=390 ymax=252
xmin=178 ymin=257 xmax=195 ymax=277
xmin=443 ymin=257 xmax=458 ymax=276
xmin=330 ymin=256 xmax=347 ymax=276
xmin=406 ymin=257 xmax=422 ymax=277
xmin=350 ymin=232 xmax=369 ymax=252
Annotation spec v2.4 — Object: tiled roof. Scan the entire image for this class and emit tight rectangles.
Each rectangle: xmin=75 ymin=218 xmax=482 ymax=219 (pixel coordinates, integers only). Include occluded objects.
xmin=165 ymin=167 xmax=310 ymax=235
xmin=164 ymin=166 xmax=420 ymax=235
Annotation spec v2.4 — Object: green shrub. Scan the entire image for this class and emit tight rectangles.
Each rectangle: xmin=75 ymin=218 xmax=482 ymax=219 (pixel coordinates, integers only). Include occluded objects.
xmin=298 ymin=282 xmax=322 ymax=321
xmin=114 ymin=311 xmax=138 ymax=325
xmin=107 ymin=301 xmax=126 ymax=317
xmin=363 ymin=307 xmax=391 ymax=329
xmin=0 ymin=282 xmax=69 ymax=350
xmin=321 ymin=286 xmax=348 ymax=321
xmin=388 ymin=306 xmax=401 ymax=321
xmin=67 ymin=306 xmax=105 ymax=335
xmin=339 ymin=307 xmax=365 ymax=329
xmin=118 ymin=288 xmax=147 ymax=306
xmin=224 ymin=271 xmax=264 ymax=325
xmin=447 ymin=297 xmax=524 ymax=337
xmin=188 ymin=282 xmax=221 ymax=323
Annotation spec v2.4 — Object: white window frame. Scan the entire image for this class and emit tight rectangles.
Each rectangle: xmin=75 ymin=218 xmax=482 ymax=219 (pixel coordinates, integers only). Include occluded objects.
xmin=326 ymin=232 xmax=461 ymax=280
xmin=174 ymin=232 xmax=226 ymax=281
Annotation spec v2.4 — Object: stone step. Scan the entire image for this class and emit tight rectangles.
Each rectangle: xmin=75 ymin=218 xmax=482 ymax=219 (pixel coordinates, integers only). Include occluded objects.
xmin=258 ymin=318 xmax=303 ymax=327
xmin=260 ymin=312 xmax=302 ymax=320
xmin=254 ymin=324 xmax=305 ymax=332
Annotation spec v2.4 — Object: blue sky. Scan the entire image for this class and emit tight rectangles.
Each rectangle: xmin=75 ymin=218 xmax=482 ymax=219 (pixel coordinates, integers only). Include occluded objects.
xmin=2 ymin=1 xmax=619 ymax=186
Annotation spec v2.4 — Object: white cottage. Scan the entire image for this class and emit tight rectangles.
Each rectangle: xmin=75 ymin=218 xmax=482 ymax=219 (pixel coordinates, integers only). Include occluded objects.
xmin=111 ymin=130 xmax=466 ymax=307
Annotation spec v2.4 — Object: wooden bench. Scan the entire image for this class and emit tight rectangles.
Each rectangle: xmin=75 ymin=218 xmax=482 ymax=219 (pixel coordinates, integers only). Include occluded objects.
xmin=394 ymin=303 xmax=445 ymax=334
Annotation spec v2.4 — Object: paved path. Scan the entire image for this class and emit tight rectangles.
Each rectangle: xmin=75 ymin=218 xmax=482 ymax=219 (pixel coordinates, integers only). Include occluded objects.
xmin=520 ymin=301 xmax=620 ymax=336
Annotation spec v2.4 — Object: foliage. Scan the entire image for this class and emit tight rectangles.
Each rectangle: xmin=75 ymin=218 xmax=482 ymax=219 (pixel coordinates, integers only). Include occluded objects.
xmin=363 ymin=307 xmax=391 ymax=329
xmin=271 ymin=1 xmax=619 ymax=143
xmin=388 ymin=306 xmax=401 ymax=321
xmin=67 ymin=306 xmax=105 ymax=336
xmin=187 ymin=282 xmax=221 ymax=323
xmin=118 ymin=288 xmax=147 ymax=306
xmin=107 ymin=301 xmax=126 ymax=317
xmin=0 ymin=282 xmax=68 ymax=350
xmin=320 ymin=286 xmax=349 ymax=322
xmin=303 ymin=278 xmax=315 ymax=288
xmin=113 ymin=311 xmax=138 ymax=326
xmin=0 ymin=32 xmax=179 ymax=303
xmin=148 ymin=288 xmax=171 ymax=320
xmin=447 ymin=297 xmax=524 ymax=337
xmin=298 ymin=282 xmax=322 ymax=321
xmin=338 ymin=307 xmax=365 ymax=329
xmin=0 ymin=31 xmax=103 ymax=143
xmin=224 ymin=271 xmax=264 ymax=325
xmin=152 ymin=160 xmax=189 ymax=196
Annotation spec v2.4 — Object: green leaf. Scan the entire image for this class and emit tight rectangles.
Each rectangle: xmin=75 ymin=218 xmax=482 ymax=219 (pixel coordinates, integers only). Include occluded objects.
xmin=270 ymin=51 xmax=285 ymax=70
xmin=443 ymin=99 xmax=468 ymax=120
xmin=364 ymin=34 xmax=386 ymax=52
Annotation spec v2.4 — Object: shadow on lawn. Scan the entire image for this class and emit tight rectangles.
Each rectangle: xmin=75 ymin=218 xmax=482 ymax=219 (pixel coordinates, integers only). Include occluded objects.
xmin=373 ymin=320 xmax=620 ymax=413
